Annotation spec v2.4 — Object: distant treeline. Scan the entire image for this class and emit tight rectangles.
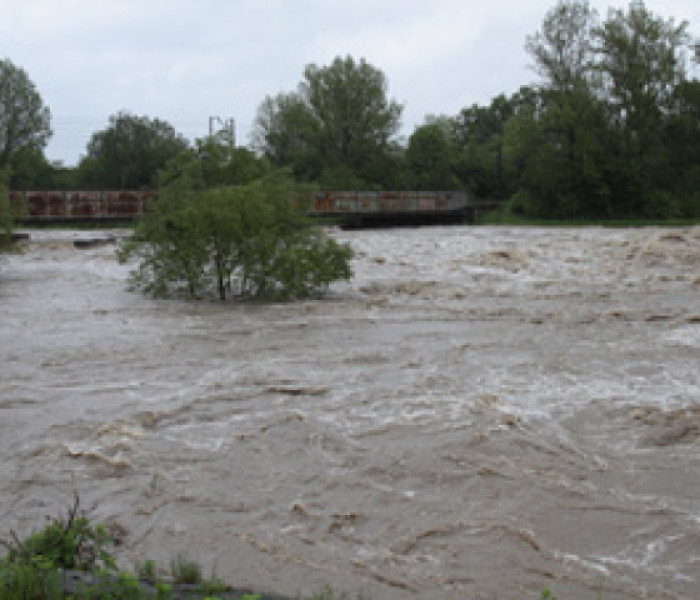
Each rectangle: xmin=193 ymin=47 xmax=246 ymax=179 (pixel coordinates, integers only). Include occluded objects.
xmin=2 ymin=0 xmax=699 ymax=220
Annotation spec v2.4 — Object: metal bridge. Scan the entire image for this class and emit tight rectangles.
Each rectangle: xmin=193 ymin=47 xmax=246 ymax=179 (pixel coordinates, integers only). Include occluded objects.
xmin=10 ymin=190 xmax=497 ymax=227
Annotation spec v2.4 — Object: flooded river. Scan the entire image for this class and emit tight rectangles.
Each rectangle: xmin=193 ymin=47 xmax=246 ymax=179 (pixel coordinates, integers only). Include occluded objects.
xmin=1 ymin=226 xmax=699 ymax=599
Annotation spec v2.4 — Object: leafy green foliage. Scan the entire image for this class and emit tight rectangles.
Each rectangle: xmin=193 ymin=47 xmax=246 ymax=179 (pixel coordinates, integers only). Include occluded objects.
xmin=4 ymin=6 xmax=699 ymax=220
xmin=0 ymin=58 xmax=52 ymax=172
xmin=0 ymin=495 xmax=123 ymax=599
xmin=5 ymin=146 xmax=56 ymax=189
xmin=253 ymin=55 xmax=402 ymax=189
xmin=200 ymin=576 xmax=228 ymax=596
xmin=510 ymin=0 xmax=699 ymax=219
xmin=541 ymin=587 xmax=559 ymax=600
xmin=170 ymin=127 xmax=271 ymax=190
xmin=0 ymin=559 xmax=62 ymax=600
xmin=666 ymin=80 xmax=700 ymax=216
xmin=520 ymin=1 xmax=610 ymax=218
xmin=135 ymin=559 xmax=157 ymax=582
xmin=251 ymin=92 xmax=319 ymax=181
xmin=453 ymin=94 xmax=522 ymax=200
xmin=78 ymin=111 xmax=189 ymax=190
xmin=169 ymin=554 xmax=201 ymax=585
xmin=0 ymin=494 xmax=116 ymax=574
xmin=73 ymin=571 xmax=143 ymax=600
xmin=594 ymin=0 xmax=691 ymax=216
xmin=119 ymin=170 xmax=353 ymax=302
xmin=405 ymin=121 xmax=460 ymax=191
xmin=307 ymin=587 xmax=372 ymax=600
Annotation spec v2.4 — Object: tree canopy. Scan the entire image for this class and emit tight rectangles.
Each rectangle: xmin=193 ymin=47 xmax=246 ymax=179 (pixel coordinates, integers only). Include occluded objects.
xmin=78 ymin=111 xmax=190 ymax=189
xmin=508 ymin=0 xmax=699 ymax=218
xmin=253 ymin=55 xmax=403 ymax=189
xmin=406 ymin=120 xmax=460 ymax=191
xmin=3 ymin=1 xmax=700 ymax=221
xmin=453 ymin=95 xmax=519 ymax=200
xmin=0 ymin=58 xmax=51 ymax=174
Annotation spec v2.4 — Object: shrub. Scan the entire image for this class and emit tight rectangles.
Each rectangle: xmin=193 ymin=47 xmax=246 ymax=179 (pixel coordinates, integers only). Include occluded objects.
xmin=0 ymin=559 xmax=63 ymax=600
xmin=0 ymin=494 xmax=121 ymax=599
xmin=119 ymin=172 xmax=353 ymax=301
xmin=0 ymin=494 xmax=116 ymax=573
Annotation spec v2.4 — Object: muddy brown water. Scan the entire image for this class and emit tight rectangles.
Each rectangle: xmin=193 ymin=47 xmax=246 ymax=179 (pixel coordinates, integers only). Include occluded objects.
xmin=1 ymin=226 xmax=699 ymax=599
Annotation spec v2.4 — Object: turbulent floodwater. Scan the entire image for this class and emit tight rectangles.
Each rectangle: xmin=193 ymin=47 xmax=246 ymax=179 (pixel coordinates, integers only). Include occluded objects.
xmin=1 ymin=226 xmax=700 ymax=599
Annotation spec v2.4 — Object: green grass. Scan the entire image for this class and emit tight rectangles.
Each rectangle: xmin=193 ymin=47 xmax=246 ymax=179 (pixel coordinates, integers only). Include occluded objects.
xmin=169 ymin=554 xmax=202 ymax=585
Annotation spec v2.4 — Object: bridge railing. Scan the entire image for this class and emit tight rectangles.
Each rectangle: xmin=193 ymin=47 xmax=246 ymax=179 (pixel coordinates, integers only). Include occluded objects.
xmin=10 ymin=189 xmax=482 ymax=224
xmin=310 ymin=191 xmax=470 ymax=215
xmin=10 ymin=190 xmax=155 ymax=221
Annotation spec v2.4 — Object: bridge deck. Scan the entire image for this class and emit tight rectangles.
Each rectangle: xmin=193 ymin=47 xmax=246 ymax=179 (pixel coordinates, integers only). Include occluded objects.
xmin=11 ymin=190 xmax=495 ymax=227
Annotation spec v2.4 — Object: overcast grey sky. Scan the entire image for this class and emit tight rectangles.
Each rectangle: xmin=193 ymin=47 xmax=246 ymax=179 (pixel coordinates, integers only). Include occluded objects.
xmin=2 ymin=0 xmax=698 ymax=166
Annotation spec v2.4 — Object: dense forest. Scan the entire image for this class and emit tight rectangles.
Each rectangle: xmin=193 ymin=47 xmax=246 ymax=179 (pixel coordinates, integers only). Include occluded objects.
xmin=1 ymin=0 xmax=699 ymax=220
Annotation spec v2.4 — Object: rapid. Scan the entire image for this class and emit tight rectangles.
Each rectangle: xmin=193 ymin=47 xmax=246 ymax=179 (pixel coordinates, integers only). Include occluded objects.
xmin=1 ymin=225 xmax=699 ymax=599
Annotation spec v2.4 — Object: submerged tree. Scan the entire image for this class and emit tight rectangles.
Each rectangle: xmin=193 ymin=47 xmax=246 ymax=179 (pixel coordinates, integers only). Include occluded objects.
xmin=118 ymin=170 xmax=353 ymax=301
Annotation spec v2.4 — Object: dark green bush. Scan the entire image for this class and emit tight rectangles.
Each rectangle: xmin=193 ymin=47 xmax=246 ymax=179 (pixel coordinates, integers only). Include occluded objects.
xmin=1 ymin=495 xmax=116 ymax=573
xmin=118 ymin=172 xmax=353 ymax=301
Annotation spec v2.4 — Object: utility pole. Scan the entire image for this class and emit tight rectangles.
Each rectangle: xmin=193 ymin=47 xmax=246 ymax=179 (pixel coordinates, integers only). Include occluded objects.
xmin=208 ymin=116 xmax=235 ymax=147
